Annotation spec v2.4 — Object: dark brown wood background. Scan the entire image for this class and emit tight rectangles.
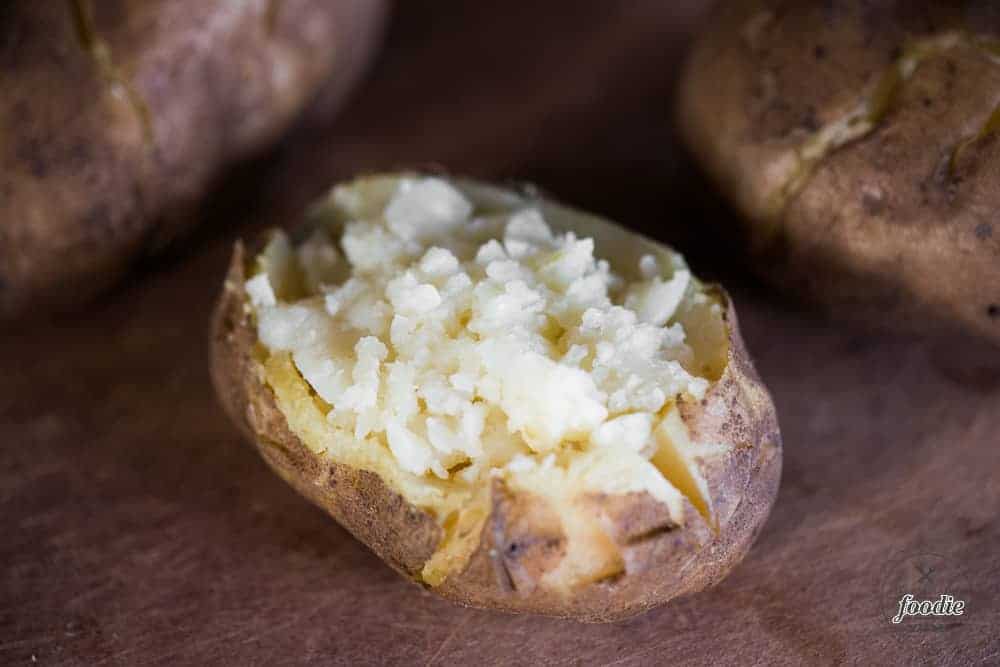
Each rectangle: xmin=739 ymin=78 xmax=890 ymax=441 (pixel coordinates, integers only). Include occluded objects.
xmin=2 ymin=2 xmax=998 ymax=664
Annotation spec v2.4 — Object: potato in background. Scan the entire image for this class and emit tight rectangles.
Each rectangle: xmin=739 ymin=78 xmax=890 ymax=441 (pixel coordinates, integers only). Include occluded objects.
xmin=0 ymin=0 xmax=388 ymax=322
xmin=679 ymin=0 xmax=1000 ymax=345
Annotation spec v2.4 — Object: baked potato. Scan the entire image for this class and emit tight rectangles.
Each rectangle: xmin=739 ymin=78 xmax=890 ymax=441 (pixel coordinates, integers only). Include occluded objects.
xmin=0 ymin=0 xmax=387 ymax=322
xmin=678 ymin=0 xmax=1000 ymax=345
xmin=211 ymin=173 xmax=782 ymax=621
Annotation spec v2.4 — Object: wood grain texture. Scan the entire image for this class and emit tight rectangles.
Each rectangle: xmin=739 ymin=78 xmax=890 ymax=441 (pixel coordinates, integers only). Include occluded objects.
xmin=2 ymin=0 xmax=998 ymax=664
xmin=2 ymin=235 xmax=998 ymax=665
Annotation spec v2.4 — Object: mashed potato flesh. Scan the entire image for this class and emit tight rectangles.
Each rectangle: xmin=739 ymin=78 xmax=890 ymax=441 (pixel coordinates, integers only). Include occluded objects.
xmin=249 ymin=176 xmax=722 ymax=584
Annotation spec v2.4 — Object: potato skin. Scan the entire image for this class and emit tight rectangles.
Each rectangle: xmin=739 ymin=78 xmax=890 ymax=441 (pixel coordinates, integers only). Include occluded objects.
xmin=678 ymin=0 xmax=1000 ymax=345
xmin=0 ymin=0 xmax=387 ymax=322
xmin=434 ymin=290 xmax=781 ymax=622
xmin=211 ymin=220 xmax=781 ymax=622
xmin=212 ymin=243 xmax=442 ymax=581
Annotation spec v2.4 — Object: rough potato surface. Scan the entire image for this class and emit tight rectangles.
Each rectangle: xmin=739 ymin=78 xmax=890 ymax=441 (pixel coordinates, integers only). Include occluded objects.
xmin=0 ymin=0 xmax=386 ymax=321
xmin=678 ymin=0 xmax=1000 ymax=345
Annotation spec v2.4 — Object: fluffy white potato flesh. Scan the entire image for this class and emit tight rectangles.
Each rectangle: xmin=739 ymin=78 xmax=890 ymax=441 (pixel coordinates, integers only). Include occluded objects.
xmin=248 ymin=175 xmax=730 ymax=587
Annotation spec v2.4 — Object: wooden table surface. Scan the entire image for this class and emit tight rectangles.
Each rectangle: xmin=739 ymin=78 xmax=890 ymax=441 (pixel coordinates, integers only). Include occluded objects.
xmin=3 ymin=2 xmax=999 ymax=664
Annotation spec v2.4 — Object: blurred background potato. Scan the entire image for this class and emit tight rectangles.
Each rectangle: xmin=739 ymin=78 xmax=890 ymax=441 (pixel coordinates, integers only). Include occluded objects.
xmin=0 ymin=0 xmax=388 ymax=321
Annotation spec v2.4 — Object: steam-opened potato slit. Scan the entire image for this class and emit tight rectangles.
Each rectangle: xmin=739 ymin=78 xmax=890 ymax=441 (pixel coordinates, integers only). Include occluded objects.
xmin=68 ymin=0 xmax=154 ymax=144
xmin=756 ymin=30 xmax=998 ymax=224
xmin=950 ymin=101 xmax=1000 ymax=175
xmin=768 ymin=49 xmax=892 ymax=216
xmin=211 ymin=172 xmax=781 ymax=621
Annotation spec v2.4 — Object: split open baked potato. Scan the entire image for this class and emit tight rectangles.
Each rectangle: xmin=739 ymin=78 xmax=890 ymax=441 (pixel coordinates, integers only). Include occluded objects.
xmin=211 ymin=173 xmax=782 ymax=621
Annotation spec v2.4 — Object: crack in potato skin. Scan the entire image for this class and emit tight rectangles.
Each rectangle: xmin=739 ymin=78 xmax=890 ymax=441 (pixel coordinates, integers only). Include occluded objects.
xmin=949 ymin=100 xmax=1000 ymax=175
xmin=68 ymin=0 xmax=153 ymax=145
xmin=764 ymin=30 xmax=999 ymax=224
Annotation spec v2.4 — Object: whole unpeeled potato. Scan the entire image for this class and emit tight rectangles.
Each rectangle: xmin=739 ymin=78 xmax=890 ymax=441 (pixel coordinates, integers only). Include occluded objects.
xmin=0 ymin=0 xmax=387 ymax=321
xmin=678 ymin=0 xmax=1000 ymax=345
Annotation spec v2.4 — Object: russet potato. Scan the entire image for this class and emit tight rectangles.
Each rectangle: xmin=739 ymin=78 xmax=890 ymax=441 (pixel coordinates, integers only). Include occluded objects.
xmin=0 ymin=0 xmax=386 ymax=321
xmin=678 ymin=0 xmax=1000 ymax=345
xmin=211 ymin=174 xmax=782 ymax=621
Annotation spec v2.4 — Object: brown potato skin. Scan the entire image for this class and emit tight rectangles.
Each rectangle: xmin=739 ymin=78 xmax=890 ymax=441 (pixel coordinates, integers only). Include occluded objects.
xmin=678 ymin=0 xmax=1000 ymax=345
xmin=0 ymin=0 xmax=387 ymax=322
xmin=212 ymin=243 xmax=442 ymax=581
xmin=211 ymin=230 xmax=781 ymax=622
